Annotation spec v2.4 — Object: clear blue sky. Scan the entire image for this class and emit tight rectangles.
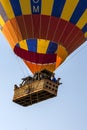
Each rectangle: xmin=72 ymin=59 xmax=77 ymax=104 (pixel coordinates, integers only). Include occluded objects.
xmin=0 ymin=32 xmax=87 ymax=130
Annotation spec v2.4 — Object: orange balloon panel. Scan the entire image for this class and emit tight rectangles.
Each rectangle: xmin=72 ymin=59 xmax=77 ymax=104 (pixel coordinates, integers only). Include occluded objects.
xmin=24 ymin=60 xmax=56 ymax=73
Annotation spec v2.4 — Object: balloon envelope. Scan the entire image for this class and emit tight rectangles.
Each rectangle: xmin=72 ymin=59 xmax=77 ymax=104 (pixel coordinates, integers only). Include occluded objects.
xmin=0 ymin=0 xmax=87 ymax=73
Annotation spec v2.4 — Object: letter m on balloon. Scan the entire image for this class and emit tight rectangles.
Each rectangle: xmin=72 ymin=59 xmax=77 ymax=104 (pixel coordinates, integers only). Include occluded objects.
xmin=33 ymin=6 xmax=39 ymax=13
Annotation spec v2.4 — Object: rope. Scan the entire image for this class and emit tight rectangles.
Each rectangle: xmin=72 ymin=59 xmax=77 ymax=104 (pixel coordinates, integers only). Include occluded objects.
xmin=52 ymin=19 xmax=60 ymax=42
xmin=46 ymin=16 xmax=51 ymax=40
xmin=58 ymin=22 xmax=69 ymax=42
xmin=14 ymin=53 xmax=28 ymax=77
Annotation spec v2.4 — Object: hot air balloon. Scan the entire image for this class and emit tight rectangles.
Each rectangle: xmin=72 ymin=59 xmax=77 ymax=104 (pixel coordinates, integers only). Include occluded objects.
xmin=0 ymin=0 xmax=87 ymax=106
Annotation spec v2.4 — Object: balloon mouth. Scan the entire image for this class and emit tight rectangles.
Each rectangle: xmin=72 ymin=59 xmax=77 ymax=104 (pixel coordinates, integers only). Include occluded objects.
xmin=14 ymin=38 xmax=68 ymax=69
xmin=14 ymin=38 xmax=58 ymax=64
xmin=15 ymin=38 xmax=58 ymax=54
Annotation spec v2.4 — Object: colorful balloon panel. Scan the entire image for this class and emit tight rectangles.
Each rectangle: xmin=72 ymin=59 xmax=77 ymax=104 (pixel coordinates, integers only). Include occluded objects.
xmin=0 ymin=0 xmax=87 ymax=73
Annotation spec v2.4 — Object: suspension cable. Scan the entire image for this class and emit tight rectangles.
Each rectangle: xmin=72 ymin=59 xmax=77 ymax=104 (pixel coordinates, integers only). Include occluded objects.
xmin=60 ymin=42 xmax=87 ymax=67
xmin=14 ymin=53 xmax=29 ymax=77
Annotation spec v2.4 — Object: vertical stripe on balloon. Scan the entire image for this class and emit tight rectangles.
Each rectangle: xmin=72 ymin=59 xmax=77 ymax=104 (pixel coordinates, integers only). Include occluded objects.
xmin=10 ymin=0 xmax=22 ymax=16
xmin=70 ymin=0 xmax=87 ymax=24
xmin=37 ymin=39 xmax=49 ymax=54
xmin=19 ymin=0 xmax=31 ymax=15
xmin=26 ymin=39 xmax=37 ymax=52
xmin=41 ymin=0 xmax=54 ymax=15
xmin=61 ymin=0 xmax=79 ymax=21
xmin=30 ymin=0 xmax=41 ymax=14
xmin=0 ymin=0 xmax=14 ymax=19
xmin=76 ymin=9 xmax=87 ymax=29
xmin=52 ymin=0 xmax=66 ymax=17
